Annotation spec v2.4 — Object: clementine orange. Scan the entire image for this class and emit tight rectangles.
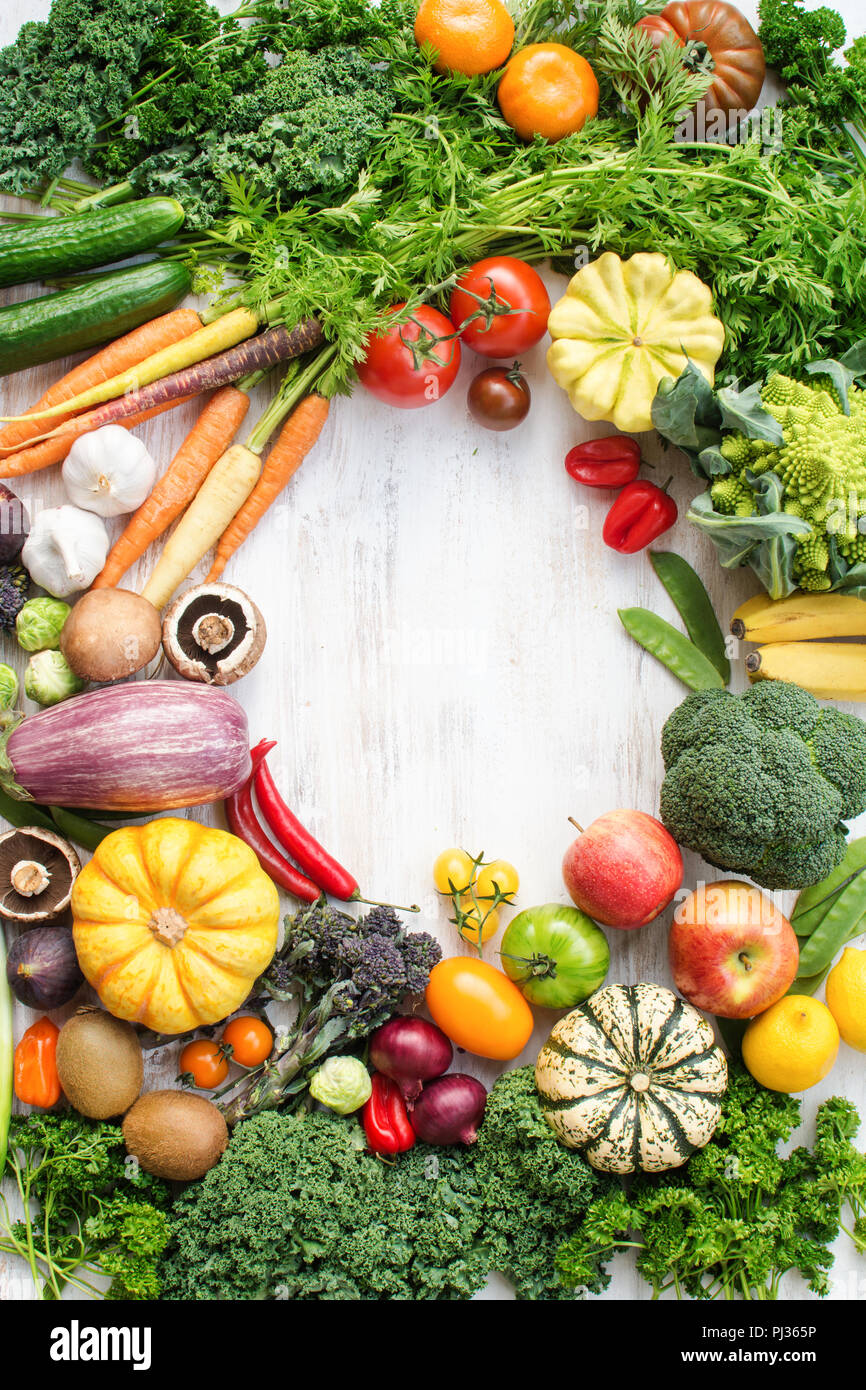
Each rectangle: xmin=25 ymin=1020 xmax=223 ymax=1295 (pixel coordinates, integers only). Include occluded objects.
xmin=497 ymin=42 xmax=599 ymax=142
xmin=414 ymin=0 xmax=515 ymax=77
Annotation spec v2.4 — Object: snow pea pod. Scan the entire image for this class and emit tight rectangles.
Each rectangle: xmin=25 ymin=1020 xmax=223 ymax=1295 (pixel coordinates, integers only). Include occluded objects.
xmin=792 ymin=839 xmax=866 ymax=935
xmin=795 ymin=869 xmax=866 ymax=978
xmin=48 ymin=806 xmax=113 ymax=852
xmin=618 ymin=608 xmax=727 ymax=691
xmin=649 ymin=551 xmax=730 ymax=683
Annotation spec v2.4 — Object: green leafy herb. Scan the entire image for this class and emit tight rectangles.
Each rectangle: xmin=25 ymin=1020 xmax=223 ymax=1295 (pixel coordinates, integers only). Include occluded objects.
xmin=557 ymin=1066 xmax=866 ymax=1300
xmin=0 ymin=1112 xmax=171 ymax=1301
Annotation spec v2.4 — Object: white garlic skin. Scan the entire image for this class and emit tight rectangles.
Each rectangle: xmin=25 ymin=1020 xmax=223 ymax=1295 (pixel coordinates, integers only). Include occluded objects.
xmin=22 ymin=506 xmax=110 ymax=598
xmin=62 ymin=425 xmax=157 ymax=518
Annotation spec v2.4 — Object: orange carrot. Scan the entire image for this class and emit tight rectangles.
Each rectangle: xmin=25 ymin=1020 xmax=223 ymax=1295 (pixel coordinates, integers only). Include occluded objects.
xmin=0 ymin=392 xmax=198 ymax=478
xmin=206 ymin=394 xmax=330 ymax=582
xmin=91 ymin=386 xmax=251 ymax=589
xmin=0 ymin=308 xmax=202 ymax=454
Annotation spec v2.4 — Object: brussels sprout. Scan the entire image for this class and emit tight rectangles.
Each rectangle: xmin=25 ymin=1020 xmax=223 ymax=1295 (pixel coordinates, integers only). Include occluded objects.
xmin=309 ymin=1056 xmax=372 ymax=1115
xmin=16 ymin=597 xmax=71 ymax=652
xmin=0 ymin=663 xmax=18 ymax=711
xmin=24 ymin=651 xmax=85 ymax=707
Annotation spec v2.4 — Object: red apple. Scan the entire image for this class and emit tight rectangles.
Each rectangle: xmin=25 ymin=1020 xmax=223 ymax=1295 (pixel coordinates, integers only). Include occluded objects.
xmin=562 ymin=809 xmax=683 ymax=930
xmin=669 ymin=880 xmax=799 ymax=1019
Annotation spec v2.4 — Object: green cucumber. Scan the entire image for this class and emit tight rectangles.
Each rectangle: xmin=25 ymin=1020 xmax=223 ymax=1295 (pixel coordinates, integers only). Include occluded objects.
xmin=0 ymin=260 xmax=192 ymax=376
xmin=0 ymin=198 xmax=185 ymax=290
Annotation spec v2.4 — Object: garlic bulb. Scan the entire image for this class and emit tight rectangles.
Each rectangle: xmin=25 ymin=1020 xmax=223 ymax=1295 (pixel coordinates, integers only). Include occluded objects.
xmin=62 ymin=425 xmax=157 ymax=517
xmin=22 ymin=506 xmax=109 ymax=598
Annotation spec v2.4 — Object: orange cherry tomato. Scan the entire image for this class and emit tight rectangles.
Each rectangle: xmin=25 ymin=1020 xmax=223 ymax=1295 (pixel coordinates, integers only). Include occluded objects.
xmin=221 ymin=1015 xmax=274 ymax=1068
xmin=497 ymin=43 xmax=599 ymax=143
xmin=14 ymin=1016 xmax=61 ymax=1109
xmin=425 ymin=956 xmax=534 ymax=1060
xmin=179 ymin=1038 xmax=230 ymax=1089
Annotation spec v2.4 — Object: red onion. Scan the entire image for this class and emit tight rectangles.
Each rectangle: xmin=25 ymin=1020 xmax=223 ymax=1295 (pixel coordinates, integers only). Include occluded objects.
xmin=0 ymin=682 xmax=250 ymax=811
xmin=369 ymin=1016 xmax=452 ymax=1101
xmin=409 ymin=1073 xmax=487 ymax=1146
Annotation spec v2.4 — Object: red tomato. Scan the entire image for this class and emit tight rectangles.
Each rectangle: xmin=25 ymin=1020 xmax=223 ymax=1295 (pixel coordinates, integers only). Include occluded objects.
xmin=450 ymin=257 xmax=550 ymax=357
xmin=357 ymin=302 xmax=461 ymax=408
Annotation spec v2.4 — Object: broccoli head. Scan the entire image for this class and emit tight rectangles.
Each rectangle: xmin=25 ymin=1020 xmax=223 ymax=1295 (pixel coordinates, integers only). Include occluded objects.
xmin=659 ymin=681 xmax=866 ymax=889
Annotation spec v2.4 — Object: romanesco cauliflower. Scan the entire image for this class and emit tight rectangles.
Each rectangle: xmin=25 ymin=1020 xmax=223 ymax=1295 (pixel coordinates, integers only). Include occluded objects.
xmin=715 ymin=372 xmax=866 ymax=588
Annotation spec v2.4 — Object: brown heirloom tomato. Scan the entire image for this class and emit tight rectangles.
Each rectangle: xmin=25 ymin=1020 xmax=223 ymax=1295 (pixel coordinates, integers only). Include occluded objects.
xmin=636 ymin=1 xmax=766 ymax=117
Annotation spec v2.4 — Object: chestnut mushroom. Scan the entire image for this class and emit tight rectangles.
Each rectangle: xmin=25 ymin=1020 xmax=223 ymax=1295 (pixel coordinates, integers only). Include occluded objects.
xmin=0 ymin=826 xmax=80 ymax=926
xmin=162 ymin=583 xmax=266 ymax=686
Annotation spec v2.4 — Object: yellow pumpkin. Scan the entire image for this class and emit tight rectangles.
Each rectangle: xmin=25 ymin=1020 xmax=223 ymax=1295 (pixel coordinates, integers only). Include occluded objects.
xmin=546 ymin=251 xmax=725 ymax=433
xmin=71 ymin=818 xmax=280 ymax=1034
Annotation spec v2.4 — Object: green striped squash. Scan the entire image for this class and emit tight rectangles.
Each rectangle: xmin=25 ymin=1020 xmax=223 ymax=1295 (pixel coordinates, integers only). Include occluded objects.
xmin=535 ymin=982 xmax=727 ymax=1174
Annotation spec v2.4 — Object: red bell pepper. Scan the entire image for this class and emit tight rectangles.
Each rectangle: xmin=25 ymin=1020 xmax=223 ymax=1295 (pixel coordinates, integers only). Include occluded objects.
xmin=362 ymin=1073 xmax=416 ymax=1155
xmin=565 ymin=435 xmax=641 ymax=489
xmin=602 ymin=477 xmax=677 ymax=554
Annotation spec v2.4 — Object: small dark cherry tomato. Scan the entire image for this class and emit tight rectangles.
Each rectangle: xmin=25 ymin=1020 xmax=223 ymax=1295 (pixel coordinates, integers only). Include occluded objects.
xmin=221 ymin=1015 xmax=274 ymax=1068
xmin=179 ymin=1039 xmax=230 ymax=1089
xmin=467 ymin=365 xmax=531 ymax=431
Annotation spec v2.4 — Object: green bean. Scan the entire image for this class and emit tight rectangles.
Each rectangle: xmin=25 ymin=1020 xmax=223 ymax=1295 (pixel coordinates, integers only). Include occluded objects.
xmin=0 ymin=787 xmax=56 ymax=834
xmin=792 ymin=838 xmax=866 ymax=933
xmin=48 ymin=806 xmax=113 ymax=853
xmin=795 ymin=869 xmax=866 ymax=977
xmin=649 ymin=551 xmax=730 ymax=683
xmin=618 ymin=608 xmax=727 ymax=691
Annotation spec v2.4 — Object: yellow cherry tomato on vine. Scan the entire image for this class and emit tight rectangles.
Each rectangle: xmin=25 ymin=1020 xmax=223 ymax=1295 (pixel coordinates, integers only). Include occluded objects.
xmin=474 ymin=859 xmax=519 ymax=901
xmin=433 ymin=847 xmax=476 ymax=894
xmin=457 ymin=897 xmax=500 ymax=944
xmin=179 ymin=1039 xmax=229 ymax=1089
xmin=221 ymin=1016 xmax=274 ymax=1068
xmin=425 ymin=956 xmax=534 ymax=1060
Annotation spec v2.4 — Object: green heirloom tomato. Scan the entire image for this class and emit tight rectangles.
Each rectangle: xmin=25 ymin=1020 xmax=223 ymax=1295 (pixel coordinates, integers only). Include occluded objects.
xmin=499 ymin=903 xmax=609 ymax=1008
xmin=309 ymin=1056 xmax=372 ymax=1115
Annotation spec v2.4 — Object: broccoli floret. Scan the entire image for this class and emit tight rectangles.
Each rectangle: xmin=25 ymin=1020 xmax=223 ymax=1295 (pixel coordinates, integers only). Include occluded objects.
xmin=659 ymin=681 xmax=866 ymax=889
xmin=0 ymin=564 xmax=29 ymax=629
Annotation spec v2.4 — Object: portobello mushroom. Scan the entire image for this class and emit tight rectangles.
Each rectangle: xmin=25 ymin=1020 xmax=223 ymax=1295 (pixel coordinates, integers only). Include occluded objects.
xmin=0 ymin=826 xmax=80 ymax=925
xmin=162 ymin=583 xmax=266 ymax=685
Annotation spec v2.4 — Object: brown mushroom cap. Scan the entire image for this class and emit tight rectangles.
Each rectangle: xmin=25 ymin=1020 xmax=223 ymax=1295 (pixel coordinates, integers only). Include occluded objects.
xmin=162 ymin=583 xmax=266 ymax=685
xmin=0 ymin=826 xmax=81 ymax=925
xmin=60 ymin=588 xmax=162 ymax=682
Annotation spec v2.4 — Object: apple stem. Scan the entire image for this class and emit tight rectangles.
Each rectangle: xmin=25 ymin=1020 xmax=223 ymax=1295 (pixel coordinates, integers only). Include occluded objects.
xmin=567 ymin=817 xmax=585 ymax=834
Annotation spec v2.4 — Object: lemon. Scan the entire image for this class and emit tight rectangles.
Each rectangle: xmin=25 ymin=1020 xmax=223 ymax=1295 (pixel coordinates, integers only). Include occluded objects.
xmin=742 ymin=995 xmax=839 ymax=1092
xmin=826 ymin=947 xmax=866 ymax=1052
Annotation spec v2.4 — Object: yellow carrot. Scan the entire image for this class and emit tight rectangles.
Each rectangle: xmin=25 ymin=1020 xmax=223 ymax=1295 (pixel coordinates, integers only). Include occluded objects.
xmin=0 ymin=307 xmax=259 ymax=423
xmin=140 ymin=444 xmax=263 ymax=610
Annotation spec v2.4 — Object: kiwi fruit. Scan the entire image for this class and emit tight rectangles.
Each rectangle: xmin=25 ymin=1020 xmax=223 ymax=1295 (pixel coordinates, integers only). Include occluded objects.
xmin=122 ymin=1090 xmax=228 ymax=1181
xmin=56 ymin=1007 xmax=143 ymax=1118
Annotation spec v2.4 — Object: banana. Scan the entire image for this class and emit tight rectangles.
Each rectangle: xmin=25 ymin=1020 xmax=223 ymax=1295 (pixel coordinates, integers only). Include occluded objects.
xmin=746 ymin=642 xmax=866 ymax=701
xmin=731 ymin=592 xmax=866 ymax=644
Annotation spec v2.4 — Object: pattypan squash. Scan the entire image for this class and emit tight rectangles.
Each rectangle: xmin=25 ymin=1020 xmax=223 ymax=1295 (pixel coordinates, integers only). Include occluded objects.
xmin=547 ymin=251 xmax=725 ymax=433
xmin=71 ymin=818 xmax=280 ymax=1034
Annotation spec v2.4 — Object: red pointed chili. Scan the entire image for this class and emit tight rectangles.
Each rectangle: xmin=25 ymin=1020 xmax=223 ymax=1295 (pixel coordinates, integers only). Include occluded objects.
xmin=253 ymin=750 xmax=360 ymax=901
xmin=602 ymin=476 xmax=678 ymax=554
xmin=224 ymin=740 xmax=320 ymax=902
xmin=362 ymin=1073 xmax=416 ymax=1155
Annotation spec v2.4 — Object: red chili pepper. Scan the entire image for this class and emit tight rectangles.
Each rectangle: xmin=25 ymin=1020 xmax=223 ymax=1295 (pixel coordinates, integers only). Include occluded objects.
xmin=254 ymin=752 xmax=360 ymax=902
xmin=565 ymin=435 xmax=642 ymax=489
xmin=362 ymin=1073 xmax=416 ymax=1155
xmin=225 ymin=741 xmax=320 ymax=902
xmin=14 ymin=1016 xmax=61 ymax=1109
xmin=602 ymin=476 xmax=678 ymax=554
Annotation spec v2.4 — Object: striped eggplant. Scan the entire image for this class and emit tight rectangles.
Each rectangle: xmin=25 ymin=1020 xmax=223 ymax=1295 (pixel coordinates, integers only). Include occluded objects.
xmin=0 ymin=682 xmax=250 ymax=812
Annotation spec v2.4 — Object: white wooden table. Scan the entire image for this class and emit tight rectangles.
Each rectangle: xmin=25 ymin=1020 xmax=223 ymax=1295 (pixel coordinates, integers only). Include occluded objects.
xmin=1 ymin=0 xmax=864 ymax=1303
